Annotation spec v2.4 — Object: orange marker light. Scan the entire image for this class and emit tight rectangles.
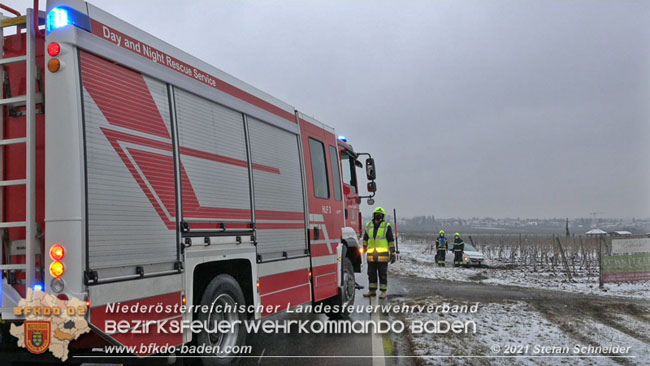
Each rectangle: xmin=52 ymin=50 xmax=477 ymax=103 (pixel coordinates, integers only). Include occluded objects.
xmin=47 ymin=58 xmax=60 ymax=72
xmin=359 ymin=248 xmax=364 ymax=254
xmin=182 ymin=295 xmax=187 ymax=305
xmin=49 ymin=261 xmax=64 ymax=278
xmin=47 ymin=42 xmax=60 ymax=56
xmin=49 ymin=244 xmax=65 ymax=261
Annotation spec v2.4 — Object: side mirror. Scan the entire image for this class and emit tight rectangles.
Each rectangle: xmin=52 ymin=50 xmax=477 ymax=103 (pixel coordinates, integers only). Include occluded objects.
xmin=367 ymin=181 xmax=377 ymax=193
xmin=365 ymin=158 xmax=376 ymax=180
xmin=367 ymin=198 xmax=375 ymax=205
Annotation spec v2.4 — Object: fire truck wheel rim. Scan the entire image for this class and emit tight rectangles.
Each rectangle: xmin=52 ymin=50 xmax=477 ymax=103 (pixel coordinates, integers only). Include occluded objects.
xmin=342 ymin=258 xmax=355 ymax=307
xmin=207 ymin=293 xmax=239 ymax=356
xmin=343 ymin=269 xmax=354 ymax=305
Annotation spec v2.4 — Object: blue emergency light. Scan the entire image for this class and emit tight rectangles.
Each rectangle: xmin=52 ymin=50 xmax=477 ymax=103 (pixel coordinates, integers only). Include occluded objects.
xmin=46 ymin=7 xmax=69 ymax=33
xmin=46 ymin=6 xmax=92 ymax=34
xmin=338 ymin=135 xmax=347 ymax=142
xmin=32 ymin=284 xmax=43 ymax=292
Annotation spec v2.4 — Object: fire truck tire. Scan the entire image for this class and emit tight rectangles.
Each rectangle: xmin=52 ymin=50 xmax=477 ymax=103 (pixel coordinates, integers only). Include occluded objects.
xmin=326 ymin=257 xmax=355 ymax=319
xmin=197 ymin=274 xmax=247 ymax=366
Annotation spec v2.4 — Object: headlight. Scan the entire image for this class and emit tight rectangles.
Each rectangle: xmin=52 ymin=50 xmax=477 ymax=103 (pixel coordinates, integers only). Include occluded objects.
xmin=463 ymin=256 xmax=469 ymax=262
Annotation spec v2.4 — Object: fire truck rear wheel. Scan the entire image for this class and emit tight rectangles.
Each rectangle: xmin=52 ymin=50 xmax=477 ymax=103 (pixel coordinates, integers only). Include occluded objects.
xmin=197 ymin=274 xmax=247 ymax=366
xmin=327 ymin=257 xmax=355 ymax=319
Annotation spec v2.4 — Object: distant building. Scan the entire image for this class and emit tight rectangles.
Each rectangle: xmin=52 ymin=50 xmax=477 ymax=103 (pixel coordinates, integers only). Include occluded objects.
xmin=586 ymin=228 xmax=607 ymax=236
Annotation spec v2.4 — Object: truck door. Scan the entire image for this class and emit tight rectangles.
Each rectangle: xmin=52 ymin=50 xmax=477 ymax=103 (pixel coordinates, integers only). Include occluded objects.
xmin=339 ymin=146 xmax=362 ymax=236
xmin=299 ymin=115 xmax=344 ymax=302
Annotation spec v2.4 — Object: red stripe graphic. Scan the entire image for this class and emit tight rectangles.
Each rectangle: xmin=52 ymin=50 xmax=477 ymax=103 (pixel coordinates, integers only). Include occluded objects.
xmin=259 ymin=268 xmax=310 ymax=315
xmin=180 ymin=146 xmax=280 ymax=175
xmin=81 ymin=52 xmax=171 ymax=139
xmin=256 ymin=211 xmax=304 ymax=221
xmin=82 ymin=51 xmax=301 ymax=229
xmin=255 ymin=223 xmax=305 ymax=230
xmin=259 ymin=269 xmax=309 ymax=296
xmin=90 ymin=20 xmax=296 ymax=123
xmin=310 ymin=243 xmax=337 ymax=257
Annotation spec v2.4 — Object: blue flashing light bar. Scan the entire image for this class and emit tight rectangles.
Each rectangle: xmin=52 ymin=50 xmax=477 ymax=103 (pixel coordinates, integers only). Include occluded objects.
xmin=33 ymin=284 xmax=43 ymax=292
xmin=337 ymin=135 xmax=347 ymax=142
xmin=46 ymin=7 xmax=70 ymax=33
xmin=46 ymin=6 xmax=92 ymax=34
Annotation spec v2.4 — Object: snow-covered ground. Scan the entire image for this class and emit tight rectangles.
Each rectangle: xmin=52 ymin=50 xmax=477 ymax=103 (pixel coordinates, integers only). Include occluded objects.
xmin=390 ymin=296 xmax=648 ymax=366
xmin=391 ymin=241 xmax=650 ymax=299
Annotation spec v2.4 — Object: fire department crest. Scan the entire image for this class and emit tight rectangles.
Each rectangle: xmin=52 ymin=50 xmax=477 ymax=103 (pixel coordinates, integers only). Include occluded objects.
xmin=10 ymin=289 xmax=90 ymax=361
xmin=25 ymin=321 xmax=51 ymax=354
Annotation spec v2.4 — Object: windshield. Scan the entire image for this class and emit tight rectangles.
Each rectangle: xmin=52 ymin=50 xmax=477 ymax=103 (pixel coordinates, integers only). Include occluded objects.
xmin=464 ymin=243 xmax=478 ymax=252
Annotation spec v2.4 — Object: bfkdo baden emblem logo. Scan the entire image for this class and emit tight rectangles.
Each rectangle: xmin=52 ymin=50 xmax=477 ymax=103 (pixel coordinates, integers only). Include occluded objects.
xmin=25 ymin=321 xmax=51 ymax=354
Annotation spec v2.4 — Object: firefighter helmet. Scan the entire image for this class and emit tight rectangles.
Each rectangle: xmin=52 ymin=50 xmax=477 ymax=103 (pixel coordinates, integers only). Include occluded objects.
xmin=455 ymin=232 xmax=460 ymax=237
xmin=373 ymin=207 xmax=386 ymax=215
xmin=439 ymin=230 xmax=445 ymax=235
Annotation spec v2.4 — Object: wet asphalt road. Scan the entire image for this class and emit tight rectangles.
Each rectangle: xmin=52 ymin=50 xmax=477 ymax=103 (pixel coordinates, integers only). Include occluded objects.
xmin=243 ymin=266 xmax=650 ymax=366
xmin=243 ymin=265 xmax=376 ymax=366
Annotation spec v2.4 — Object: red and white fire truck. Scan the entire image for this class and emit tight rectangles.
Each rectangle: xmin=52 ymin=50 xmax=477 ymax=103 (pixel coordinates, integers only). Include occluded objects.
xmin=0 ymin=0 xmax=378 ymax=361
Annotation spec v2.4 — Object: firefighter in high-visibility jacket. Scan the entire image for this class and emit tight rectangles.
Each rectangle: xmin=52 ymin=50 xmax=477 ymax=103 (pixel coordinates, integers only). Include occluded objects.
xmin=363 ymin=207 xmax=395 ymax=299
xmin=453 ymin=232 xmax=465 ymax=267
xmin=436 ymin=230 xmax=448 ymax=267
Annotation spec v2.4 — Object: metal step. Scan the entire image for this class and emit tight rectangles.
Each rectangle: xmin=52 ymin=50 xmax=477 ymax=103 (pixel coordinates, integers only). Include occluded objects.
xmin=0 ymin=221 xmax=26 ymax=229
xmin=0 ymin=179 xmax=26 ymax=187
xmin=0 ymin=95 xmax=25 ymax=105
xmin=0 ymin=263 xmax=26 ymax=270
xmin=0 ymin=137 xmax=26 ymax=146
xmin=0 ymin=93 xmax=42 ymax=107
xmin=0 ymin=55 xmax=26 ymax=65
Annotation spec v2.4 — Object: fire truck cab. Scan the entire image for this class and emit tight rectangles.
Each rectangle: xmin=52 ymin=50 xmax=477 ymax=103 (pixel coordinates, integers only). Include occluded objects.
xmin=0 ymin=0 xmax=378 ymax=362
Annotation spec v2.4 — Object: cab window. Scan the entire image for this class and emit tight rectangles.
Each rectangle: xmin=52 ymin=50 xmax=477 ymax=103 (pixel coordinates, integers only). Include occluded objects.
xmin=341 ymin=152 xmax=357 ymax=193
xmin=309 ymin=138 xmax=330 ymax=199
xmin=329 ymin=146 xmax=342 ymax=201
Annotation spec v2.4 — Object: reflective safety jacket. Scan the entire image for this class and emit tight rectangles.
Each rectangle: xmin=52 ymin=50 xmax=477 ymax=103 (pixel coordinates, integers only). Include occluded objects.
xmin=453 ymin=237 xmax=465 ymax=252
xmin=365 ymin=220 xmax=392 ymax=262
xmin=436 ymin=236 xmax=447 ymax=251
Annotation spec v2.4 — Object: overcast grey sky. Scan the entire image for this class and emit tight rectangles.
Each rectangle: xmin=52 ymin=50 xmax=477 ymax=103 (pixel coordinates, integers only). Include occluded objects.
xmin=16 ymin=0 xmax=650 ymax=218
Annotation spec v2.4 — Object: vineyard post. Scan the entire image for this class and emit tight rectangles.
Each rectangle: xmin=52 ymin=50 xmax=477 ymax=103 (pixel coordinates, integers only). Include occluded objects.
xmin=579 ymin=236 xmax=586 ymax=270
xmin=556 ymin=237 xmax=573 ymax=282
xmin=598 ymin=236 xmax=604 ymax=289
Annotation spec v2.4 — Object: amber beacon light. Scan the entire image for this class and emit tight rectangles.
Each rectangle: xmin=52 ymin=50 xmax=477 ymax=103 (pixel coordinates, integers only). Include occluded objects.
xmin=49 ymin=243 xmax=65 ymax=278
xmin=47 ymin=58 xmax=61 ymax=73
xmin=49 ymin=261 xmax=64 ymax=278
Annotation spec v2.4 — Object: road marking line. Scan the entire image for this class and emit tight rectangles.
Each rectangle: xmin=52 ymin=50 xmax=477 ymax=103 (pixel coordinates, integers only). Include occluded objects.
xmin=258 ymin=348 xmax=266 ymax=365
xmin=370 ymin=295 xmax=386 ymax=366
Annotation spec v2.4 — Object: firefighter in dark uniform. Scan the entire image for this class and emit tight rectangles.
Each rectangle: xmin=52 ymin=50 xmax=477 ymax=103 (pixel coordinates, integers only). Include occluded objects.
xmin=453 ymin=232 xmax=465 ymax=267
xmin=435 ymin=230 xmax=448 ymax=267
xmin=362 ymin=207 xmax=395 ymax=299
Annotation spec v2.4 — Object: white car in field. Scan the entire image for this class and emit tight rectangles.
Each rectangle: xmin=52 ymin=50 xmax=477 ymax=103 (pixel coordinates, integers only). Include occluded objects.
xmin=446 ymin=243 xmax=489 ymax=267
